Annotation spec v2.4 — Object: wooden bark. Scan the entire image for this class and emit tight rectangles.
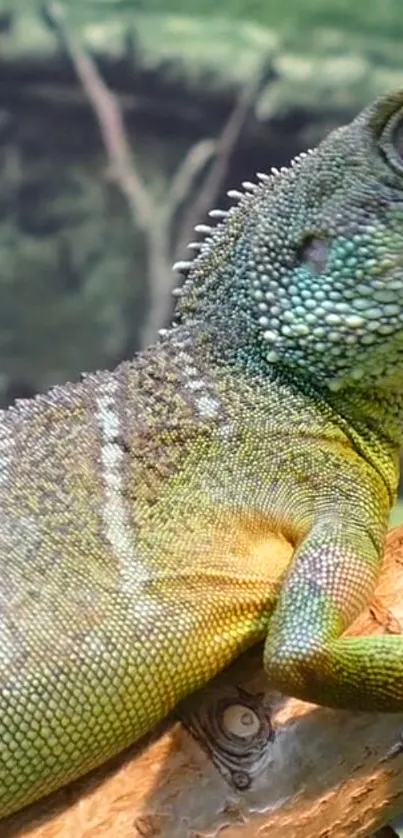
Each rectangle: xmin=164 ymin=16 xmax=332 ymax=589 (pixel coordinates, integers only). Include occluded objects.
xmin=4 ymin=528 xmax=403 ymax=838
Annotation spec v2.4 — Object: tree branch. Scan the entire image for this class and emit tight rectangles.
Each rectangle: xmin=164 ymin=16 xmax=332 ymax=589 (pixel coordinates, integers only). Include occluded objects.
xmin=42 ymin=2 xmax=271 ymax=348
xmin=42 ymin=2 xmax=153 ymax=232
xmin=164 ymin=138 xmax=216 ymax=224
xmin=173 ymin=57 xmax=274 ymax=263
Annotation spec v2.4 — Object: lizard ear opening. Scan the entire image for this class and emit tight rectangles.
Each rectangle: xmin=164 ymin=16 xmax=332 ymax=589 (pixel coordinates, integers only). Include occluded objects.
xmin=297 ymin=235 xmax=329 ymax=276
xmin=378 ymin=108 xmax=403 ymax=174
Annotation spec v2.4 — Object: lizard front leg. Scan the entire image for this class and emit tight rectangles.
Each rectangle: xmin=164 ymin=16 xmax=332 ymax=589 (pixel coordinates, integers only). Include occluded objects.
xmin=263 ymin=514 xmax=403 ymax=711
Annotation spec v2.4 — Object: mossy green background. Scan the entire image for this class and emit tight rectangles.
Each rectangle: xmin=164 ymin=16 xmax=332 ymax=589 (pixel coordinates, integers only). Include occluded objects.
xmin=0 ymin=0 xmax=400 ymax=406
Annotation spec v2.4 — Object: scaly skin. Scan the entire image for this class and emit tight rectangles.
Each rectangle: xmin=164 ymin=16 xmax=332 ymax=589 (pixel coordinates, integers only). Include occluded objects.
xmin=2 ymin=89 xmax=403 ymax=818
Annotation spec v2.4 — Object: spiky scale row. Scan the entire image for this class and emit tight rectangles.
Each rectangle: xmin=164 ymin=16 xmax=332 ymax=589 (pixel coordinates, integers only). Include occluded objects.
xmin=171 ymin=169 xmax=274 ymax=284
xmin=209 ymin=208 xmax=228 ymax=218
xmin=171 ymin=155 xmax=315 ymax=285
xmin=171 ymin=100 xmax=403 ymax=402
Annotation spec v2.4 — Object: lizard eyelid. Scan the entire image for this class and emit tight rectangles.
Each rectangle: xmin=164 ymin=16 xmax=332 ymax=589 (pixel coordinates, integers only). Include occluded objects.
xmin=379 ymin=108 xmax=403 ymax=174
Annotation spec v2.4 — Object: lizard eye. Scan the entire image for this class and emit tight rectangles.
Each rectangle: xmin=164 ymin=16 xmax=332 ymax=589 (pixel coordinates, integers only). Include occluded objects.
xmin=392 ymin=116 xmax=403 ymax=160
xmin=380 ymin=110 xmax=403 ymax=173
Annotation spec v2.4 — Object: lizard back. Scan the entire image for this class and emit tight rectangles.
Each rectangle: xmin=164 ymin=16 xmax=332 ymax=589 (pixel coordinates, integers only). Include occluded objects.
xmin=0 ymin=333 xmax=296 ymax=816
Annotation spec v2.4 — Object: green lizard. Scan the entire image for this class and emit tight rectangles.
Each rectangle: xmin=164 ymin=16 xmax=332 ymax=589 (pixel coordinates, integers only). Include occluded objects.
xmin=2 ymin=88 xmax=403 ymax=820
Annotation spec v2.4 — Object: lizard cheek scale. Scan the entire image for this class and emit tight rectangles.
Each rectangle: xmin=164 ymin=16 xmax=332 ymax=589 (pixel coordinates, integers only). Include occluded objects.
xmin=3 ymin=90 xmax=403 ymax=817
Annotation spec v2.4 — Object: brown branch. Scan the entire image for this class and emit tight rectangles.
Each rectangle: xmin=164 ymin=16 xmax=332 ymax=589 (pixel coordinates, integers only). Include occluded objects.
xmin=139 ymin=140 xmax=216 ymax=347
xmin=42 ymin=4 xmax=274 ymax=347
xmin=43 ymin=1 xmax=180 ymax=349
xmin=43 ymin=2 xmax=222 ymax=348
xmin=5 ymin=527 xmax=403 ymax=838
xmin=43 ymin=2 xmax=153 ymax=232
xmin=163 ymin=138 xmax=216 ymax=223
xmin=173 ymin=58 xmax=273 ymax=263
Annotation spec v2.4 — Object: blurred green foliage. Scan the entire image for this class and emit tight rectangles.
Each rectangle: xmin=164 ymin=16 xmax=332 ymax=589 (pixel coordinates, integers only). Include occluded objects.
xmin=0 ymin=0 xmax=402 ymax=401
xmin=12 ymin=0 xmax=403 ymax=39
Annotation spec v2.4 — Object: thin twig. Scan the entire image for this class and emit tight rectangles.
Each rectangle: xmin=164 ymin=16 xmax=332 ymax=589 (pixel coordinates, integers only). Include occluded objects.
xmin=42 ymin=2 xmax=272 ymax=346
xmin=163 ymin=139 xmax=216 ymax=223
xmin=43 ymin=1 xmax=153 ymax=232
xmin=173 ymin=58 xmax=274 ymax=262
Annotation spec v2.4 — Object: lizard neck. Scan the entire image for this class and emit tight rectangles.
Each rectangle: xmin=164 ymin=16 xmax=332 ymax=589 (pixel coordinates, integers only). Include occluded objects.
xmin=328 ymin=384 xmax=402 ymax=502
xmin=166 ymin=320 xmax=402 ymax=505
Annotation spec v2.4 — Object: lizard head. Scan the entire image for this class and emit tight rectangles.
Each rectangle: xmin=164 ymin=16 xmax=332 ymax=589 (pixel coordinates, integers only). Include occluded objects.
xmin=173 ymin=89 xmax=403 ymax=394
